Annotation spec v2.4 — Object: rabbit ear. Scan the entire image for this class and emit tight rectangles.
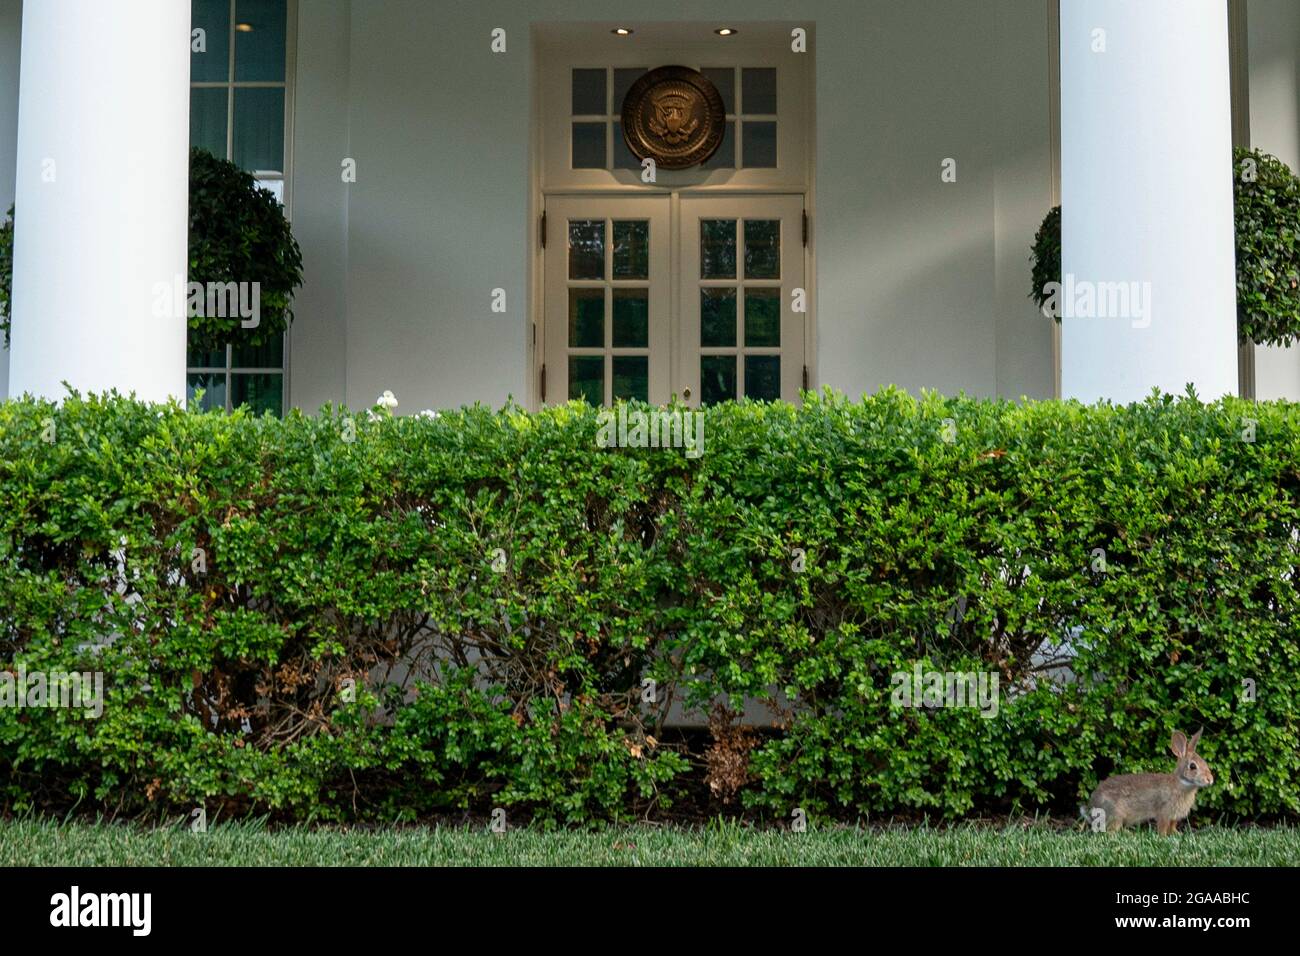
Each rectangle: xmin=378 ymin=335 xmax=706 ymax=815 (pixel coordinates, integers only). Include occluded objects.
xmin=1189 ymin=727 xmax=1203 ymax=752
xmin=1170 ymin=730 xmax=1188 ymax=758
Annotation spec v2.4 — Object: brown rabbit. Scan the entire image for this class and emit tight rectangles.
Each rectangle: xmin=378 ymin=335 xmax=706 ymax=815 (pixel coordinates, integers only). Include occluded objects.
xmin=1086 ymin=728 xmax=1214 ymax=834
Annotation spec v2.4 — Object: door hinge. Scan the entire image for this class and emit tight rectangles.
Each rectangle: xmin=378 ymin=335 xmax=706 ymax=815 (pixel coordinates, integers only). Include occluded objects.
xmin=540 ymin=364 xmax=547 ymax=402
xmin=540 ymin=210 xmax=547 ymax=248
xmin=802 ymin=209 xmax=808 ymax=247
xmin=802 ymin=365 xmax=810 ymax=391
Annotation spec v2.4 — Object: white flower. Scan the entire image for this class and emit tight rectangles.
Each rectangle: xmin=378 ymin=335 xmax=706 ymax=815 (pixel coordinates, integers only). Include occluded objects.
xmin=416 ymin=409 xmax=439 ymax=419
xmin=376 ymin=390 xmax=399 ymax=411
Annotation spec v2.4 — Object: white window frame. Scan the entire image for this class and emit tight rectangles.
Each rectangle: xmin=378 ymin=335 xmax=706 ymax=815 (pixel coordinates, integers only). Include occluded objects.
xmin=187 ymin=0 xmax=297 ymax=415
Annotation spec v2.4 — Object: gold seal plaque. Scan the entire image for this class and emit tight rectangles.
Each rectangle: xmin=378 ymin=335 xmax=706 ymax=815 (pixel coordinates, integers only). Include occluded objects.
xmin=621 ymin=65 xmax=726 ymax=170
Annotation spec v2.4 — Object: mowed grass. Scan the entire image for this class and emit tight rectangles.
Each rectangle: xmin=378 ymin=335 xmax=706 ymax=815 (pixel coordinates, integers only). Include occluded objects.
xmin=2 ymin=818 xmax=1298 ymax=866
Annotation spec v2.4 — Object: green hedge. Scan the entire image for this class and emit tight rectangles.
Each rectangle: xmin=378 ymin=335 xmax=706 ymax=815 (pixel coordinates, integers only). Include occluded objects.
xmin=1 ymin=390 xmax=1298 ymax=824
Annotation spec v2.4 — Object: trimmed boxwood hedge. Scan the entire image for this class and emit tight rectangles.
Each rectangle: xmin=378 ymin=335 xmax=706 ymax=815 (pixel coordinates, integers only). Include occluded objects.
xmin=1 ymin=390 xmax=1298 ymax=824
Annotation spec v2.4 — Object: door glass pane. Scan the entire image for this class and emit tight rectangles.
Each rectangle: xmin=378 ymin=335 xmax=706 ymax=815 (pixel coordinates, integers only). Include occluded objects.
xmin=232 ymin=373 xmax=282 ymax=416
xmin=190 ymin=88 xmax=228 ymax=157
xmin=702 ymin=67 xmax=735 ymax=114
xmin=612 ymin=221 xmax=649 ymax=279
xmin=613 ymin=68 xmax=648 ymax=111
xmin=700 ymin=121 xmax=734 ymax=170
xmin=742 ymin=68 xmax=777 ymax=114
xmin=744 ymin=356 xmax=781 ymax=402
xmin=612 ymin=356 xmax=649 ymax=403
xmin=191 ymin=0 xmax=231 ymax=82
xmin=744 ymin=220 xmax=781 ymax=279
xmin=568 ymin=289 xmax=604 ymax=347
xmin=701 ymin=289 xmax=737 ymax=347
xmin=744 ymin=288 xmax=781 ymax=346
xmin=700 ymin=220 xmax=737 ymax=279
xmin=568 ymin=220 xmax=604 ymax=279
xmin=613 ymin=290 xmax=648 ymax=347
xmin=572 ymin=69 xmax=606 ymax=114
xmin=742 ymin=121 xmax=777 ymax=168
xmin=569 ymin=356 xmax=604 ymax=405
xmin=572 ymin=122 xmax=606 ymax=169
xmin=187 ymin=373 xmax=227 ymax=412
xmin=233 ymin=87 xmax=285 ymax=172
xmin=700 ymin=356 xmax=737 ymax=405
xmin=234 ymin=0 xmax=287 ymax=82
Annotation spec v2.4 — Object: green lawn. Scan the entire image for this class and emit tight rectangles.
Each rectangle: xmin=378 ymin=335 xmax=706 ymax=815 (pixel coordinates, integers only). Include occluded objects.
xmin=2 ymin=818 xmax=1297 ymax=866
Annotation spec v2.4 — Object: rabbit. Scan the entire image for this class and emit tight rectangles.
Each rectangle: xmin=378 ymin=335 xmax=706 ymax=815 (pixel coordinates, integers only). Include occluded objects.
xmin=1086 ymin=728 xmax=1214 ymax=834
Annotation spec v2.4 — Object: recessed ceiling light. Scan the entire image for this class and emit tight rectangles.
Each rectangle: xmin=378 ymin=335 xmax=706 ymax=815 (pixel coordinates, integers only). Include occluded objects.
xmin=612 ymin=27 xmax=633 ymax=36
xmin=714 ymin=27 xmax=738 ymax=36
xmin=235 ymin=23 xmax=254 ymax=32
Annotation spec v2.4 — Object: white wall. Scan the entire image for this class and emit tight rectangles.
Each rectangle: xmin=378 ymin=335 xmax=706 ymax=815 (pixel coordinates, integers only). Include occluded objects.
xmin=1247 ymin=0 xmax=1300 ymax=400
xmin=291 ymin=0 xmax=1057 ymax=412
xmin=289 ymin=0 xmax=351 ymax=414
xmin=0 ymin=0 xmax=20 ymax=400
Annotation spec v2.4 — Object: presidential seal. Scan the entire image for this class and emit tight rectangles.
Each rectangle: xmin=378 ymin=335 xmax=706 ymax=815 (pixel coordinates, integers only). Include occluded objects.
xmin=620 ymin=65 xmax=726 ymax=170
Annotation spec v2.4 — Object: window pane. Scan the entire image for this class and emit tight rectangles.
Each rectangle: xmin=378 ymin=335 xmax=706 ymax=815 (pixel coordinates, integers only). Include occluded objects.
xmin=612 ymin=220 xmax=649 ymax=279
xmin=744 ymin=220 xmax=781 ymax=279
xmin=700 ymin=120 xmax=734 ymax=170
xmin=612 ymin=290 xmax=648 ymax=348
xmin=744 ymin=355 xmax=781 ymax=402
xmin=233 ymin=87 xmax=285 ymax=173
xmin=613 ymin=68 xmax=648 ymax=111
xmin=702 ymin=67 xmax=735 ymax=114
xmin=571 ymin=122 xmax=606 ymax=169
xmin=568 ymin=289 xmax=604 ymax=347
xmin=700 ymin=355 xmax=736 ymax=406
xmin=191 ymin=0 xmax=231 ymax=82
xmin=613 ymin=122 xmax=641 ymax=170
xmin=572 ymin=68 xmax=606 ymax=114
xmin=233 ymin=334 xmax=285 ymax=368
xmin=187 ymin=372 xmax=227 ymax=412
xmin=234 ymin=0 xmax=287 ymax=82
xmin=232 ymin=372 xmax=282 ymax=416
xmin=742 ymin=121 xmax=777 ymax=168
xmin=190 ymin=87 xmax=228 ymax=157
xmin=744 ymin=288 xmax=781 ymax=346
xmin=700 ymin=288 xmax=737 ymax=347
xmin=568 ymin=356 xmax=604 ymax=405
xmin=568 ymin=220 xmax=604 ymax=279
xmin=742 ymin=68 xmax=777 ymax=114
xmin=700 ymin=219 xmax=736 ymax=279
xmin=187 ymin=340 xmax=226 ymax=369
xmin=612 ymin=356 xmax=648 ymax=403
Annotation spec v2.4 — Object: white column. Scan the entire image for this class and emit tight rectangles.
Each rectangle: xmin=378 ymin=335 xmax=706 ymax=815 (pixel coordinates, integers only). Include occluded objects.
xmin=9 ymin=0 xmax=190 ymax=403
xmin=1060 ymin=0 xmax=1238 ymax=403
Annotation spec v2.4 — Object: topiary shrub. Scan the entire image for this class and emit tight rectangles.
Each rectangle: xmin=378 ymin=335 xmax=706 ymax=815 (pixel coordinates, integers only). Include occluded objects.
xmin=0 ymin=149 xmax=302 ymax=351
xmin=1 ymin=390 xmax=1298 ymax=823
xmin=0 ymin=206 xmax=11 ymax=349
xmin=1031 ymin=147 xmax=1300 ymax=346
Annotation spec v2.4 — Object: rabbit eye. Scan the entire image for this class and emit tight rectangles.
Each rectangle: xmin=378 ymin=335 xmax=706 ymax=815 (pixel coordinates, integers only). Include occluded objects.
xmin=1189 ymin=762 xmax=1198 ymax=770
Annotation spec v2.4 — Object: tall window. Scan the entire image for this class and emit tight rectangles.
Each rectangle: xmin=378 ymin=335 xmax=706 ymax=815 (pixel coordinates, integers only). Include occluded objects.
xmin=187 ymin=0 xmax=291 ymax=415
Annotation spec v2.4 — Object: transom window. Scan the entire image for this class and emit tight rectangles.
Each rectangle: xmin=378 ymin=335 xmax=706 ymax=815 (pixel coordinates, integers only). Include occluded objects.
xmin=570 ymin=66 xmax=778 ymax=171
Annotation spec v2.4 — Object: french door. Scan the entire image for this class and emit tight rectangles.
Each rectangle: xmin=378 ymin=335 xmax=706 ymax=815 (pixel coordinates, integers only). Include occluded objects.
xmin=543 ymin=193 xmax=805 ymax=407
xmin=678 ymin=195 xmax=804 ymax=406
xmin=544 ymin=196 xmax=672 ymax=405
